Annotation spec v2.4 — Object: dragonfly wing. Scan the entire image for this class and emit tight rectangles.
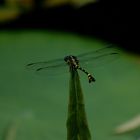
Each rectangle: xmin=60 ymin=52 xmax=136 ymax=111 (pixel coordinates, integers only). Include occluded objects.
xmin=26 ymin=57 xmax=65 ymax=70
xmin=77 ymin=44 xmax=118 ymax=59
xmin=78 ymin=44 xmax=120 ymax=68
xmin=34 ymin=64 xmax=69 ymax=77
xmin=26 ymin=57 xmax=69 ymax=76
xmin=80 ymin=52 xmax=119 ymax=69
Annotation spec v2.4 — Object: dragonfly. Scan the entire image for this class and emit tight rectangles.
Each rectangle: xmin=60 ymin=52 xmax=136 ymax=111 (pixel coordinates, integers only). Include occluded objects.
xmin=26 ymin=44 xmax=119 ymax=83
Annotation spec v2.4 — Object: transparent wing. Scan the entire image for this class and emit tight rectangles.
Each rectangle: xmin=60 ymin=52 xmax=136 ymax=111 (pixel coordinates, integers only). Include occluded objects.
xmin=33 ymin=64 xmax=69 ymax=77
xmin=26 ymin=57 xmax=68 ymax=76
xmin=77 ymin=44 xmax=120 ymax=68
xmin=77 ymin=44 xmax=117 ymax=59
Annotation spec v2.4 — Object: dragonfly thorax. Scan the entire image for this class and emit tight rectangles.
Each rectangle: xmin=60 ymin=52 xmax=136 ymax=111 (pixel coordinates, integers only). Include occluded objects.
xmin=64 ymin=55 xmax=79 ymax=68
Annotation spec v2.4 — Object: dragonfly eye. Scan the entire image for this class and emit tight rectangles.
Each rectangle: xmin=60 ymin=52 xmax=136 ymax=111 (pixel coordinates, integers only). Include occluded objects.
xmin=64 ymin=56 xmax=69 ymax=62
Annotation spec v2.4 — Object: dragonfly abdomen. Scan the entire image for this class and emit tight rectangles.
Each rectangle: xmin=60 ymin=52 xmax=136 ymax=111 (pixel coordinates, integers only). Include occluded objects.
xmin=77 ymin=66 xmax=96 ymax=83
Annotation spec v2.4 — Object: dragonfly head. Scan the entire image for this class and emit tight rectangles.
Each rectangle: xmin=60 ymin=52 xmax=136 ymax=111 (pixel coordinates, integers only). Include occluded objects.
xmin=64 ymin=55 xmax=79 ymax=65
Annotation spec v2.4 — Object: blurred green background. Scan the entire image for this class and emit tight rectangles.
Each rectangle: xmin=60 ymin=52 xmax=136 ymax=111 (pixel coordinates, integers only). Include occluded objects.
xmin=0 ymin=30 xmax=140 ymax=140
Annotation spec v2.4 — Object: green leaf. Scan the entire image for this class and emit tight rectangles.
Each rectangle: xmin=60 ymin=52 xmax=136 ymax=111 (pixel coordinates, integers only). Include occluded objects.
xmin=67 ymin=66 xmax=91 ymax=140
